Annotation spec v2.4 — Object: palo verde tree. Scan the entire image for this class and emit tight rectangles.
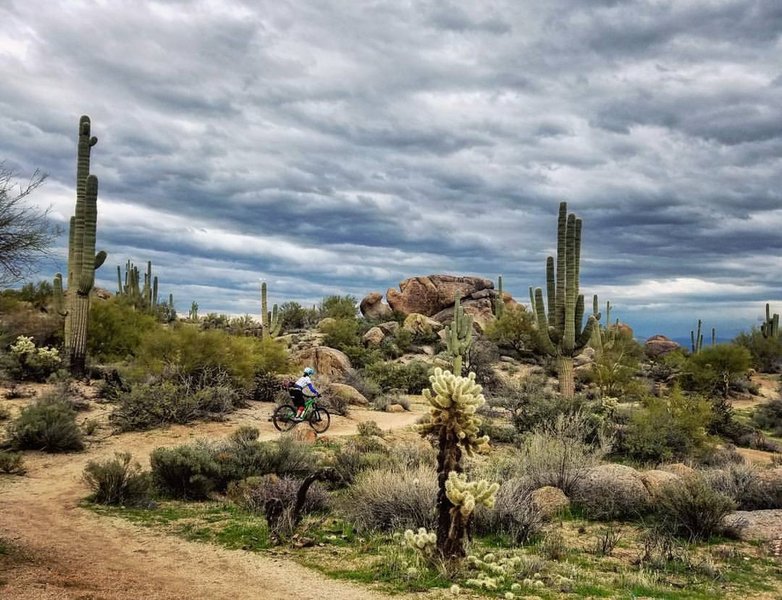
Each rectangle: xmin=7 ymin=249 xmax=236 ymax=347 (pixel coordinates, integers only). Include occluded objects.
xmin=530 ymin=201 xmax=597 ymax=397
xmin=0 ymin=164 xmax=54 ymax=287
xmin=64 ymin=115 xmax=106 ymax=376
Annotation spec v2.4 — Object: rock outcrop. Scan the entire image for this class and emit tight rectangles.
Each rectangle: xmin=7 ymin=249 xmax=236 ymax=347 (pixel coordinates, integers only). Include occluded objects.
xmin=644 ymin=335 xmax=681 ymax=358
xmin=359 ymin=292 xmax=393 ymax=320
xmin=293 ymin=346 xmax=351 ymax=379
xmin=386 ymin=275 xmax=494 ymax=316
xmin=573 ymin=464 xmax=651 ymax=519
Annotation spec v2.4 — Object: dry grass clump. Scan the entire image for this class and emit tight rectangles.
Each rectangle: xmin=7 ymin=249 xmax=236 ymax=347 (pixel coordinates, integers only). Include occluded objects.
xmin=340 ymin=464 xmax=437 ymax=532
xmin=83 ymin=452 xmax=151 ymax=506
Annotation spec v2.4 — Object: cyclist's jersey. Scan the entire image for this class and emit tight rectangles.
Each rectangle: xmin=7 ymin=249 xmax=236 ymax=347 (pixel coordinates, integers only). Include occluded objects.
xmin=293 ymin=375 xmax=318 ymax=397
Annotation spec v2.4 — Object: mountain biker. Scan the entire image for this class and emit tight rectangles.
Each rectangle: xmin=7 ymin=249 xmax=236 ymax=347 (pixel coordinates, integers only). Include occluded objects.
xmin=290 ymin=366 xmax=320 ymax=421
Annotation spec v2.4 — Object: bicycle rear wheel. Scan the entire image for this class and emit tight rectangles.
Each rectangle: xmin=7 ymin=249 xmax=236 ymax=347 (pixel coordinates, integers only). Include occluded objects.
xmin=272 ymin=404 xmax=298 ymax=432
xmin=309 ymin=407 xmax=331 ymax=433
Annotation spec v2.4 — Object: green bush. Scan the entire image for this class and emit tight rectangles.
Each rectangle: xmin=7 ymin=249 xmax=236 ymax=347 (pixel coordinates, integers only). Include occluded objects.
xmin=683 ymin=344 xmax=752 ymax=397
xmin=655 ymin=476 xmax=736 ymax=541
xmin=733 ymin=328 xmax=782 ymax=373
xmin=8 ymin=395 xmax=84 ymax=452
xmin=150 ymin=442 xmax=220 ymax=499
xmin=620 ymin=386 xmax=713 ymax=463
xmin=321 ymin=317 xmax=360 ymax=351
xmin=88 ymin=298 xmax=158 ymax=362
xmin=752 ymin=398 xmax=782 ymax=437
xmin=364 ymin=360 xmax=432 ymax=394
xmin=133 ymin=326 xmax=288 ymax=388
xmin=83 ymin=452 xmax=151 ymax=505
xmin=340 ymin=465 xmax=437 ymax=532
xmin=277 ymin=301 xmax=320 ymax=332
xmin=484 ymin=304 xmax=537 ymax=355
xmin=0 ymin=451 xmax=26 ymax=475
xmin=320 ymin=295 xmax=358 ymax=319
xmin=110 ymin=380 xmax=242 ymax=432
xmin=6 ymin=335 xmax=62 ymax=382
xmin=488 ymin=374 xmax=562 ymax=433
xmin=585 ymin=335 xmax=645 ymax=399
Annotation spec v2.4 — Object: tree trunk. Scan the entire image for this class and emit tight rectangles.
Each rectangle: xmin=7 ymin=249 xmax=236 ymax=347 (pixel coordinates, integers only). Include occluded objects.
xmin=558 ymin=355 xmax=575 ymax=398
xmin=435 ymin=426 xmax=464 ymax=558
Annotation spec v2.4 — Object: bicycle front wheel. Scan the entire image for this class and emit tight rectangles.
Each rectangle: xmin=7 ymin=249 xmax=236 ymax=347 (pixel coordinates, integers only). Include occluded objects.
xmin=309 ymin=407 xmax=331 ymax=433
xmin=273 ymin=404 xmax=298 ymax=432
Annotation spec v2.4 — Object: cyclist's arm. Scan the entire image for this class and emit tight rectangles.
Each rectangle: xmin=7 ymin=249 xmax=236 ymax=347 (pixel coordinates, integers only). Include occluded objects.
xmin=304 ymin=382 xmax=319 ymax=397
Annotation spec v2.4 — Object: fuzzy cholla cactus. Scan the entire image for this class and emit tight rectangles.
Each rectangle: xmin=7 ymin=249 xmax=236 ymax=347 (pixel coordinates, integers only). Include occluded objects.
xmin=404 ymin=528 xmax=437 ymax=556
xmin=445 ymin=472 xmax=499 ymax=517
xmin=419 ymin=368 xmax=489 ymax=456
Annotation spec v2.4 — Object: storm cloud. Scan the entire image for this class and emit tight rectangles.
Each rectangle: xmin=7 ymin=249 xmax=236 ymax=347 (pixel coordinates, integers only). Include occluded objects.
xmin=1 ymin=0 xmax=780 ymax=338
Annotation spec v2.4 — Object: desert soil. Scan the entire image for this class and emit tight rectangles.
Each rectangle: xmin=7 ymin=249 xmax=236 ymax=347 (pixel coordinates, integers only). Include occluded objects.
xmin=0 ymin=386 xmax=428 ymax=600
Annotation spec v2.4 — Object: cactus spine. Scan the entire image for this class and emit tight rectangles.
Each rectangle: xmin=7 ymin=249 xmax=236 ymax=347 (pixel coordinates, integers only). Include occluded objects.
xmin=530 ymin=202 xmax=597 ymax=397
xmin=418 ymin=367 xmax=491 ymax=559
xmin=761 ymin=303 xmax=779 ymax=339
xmin=261 ymin=281 xmax=281 ymax=338
xmin=445 ymin=293 xmax=473 ymax=375
xmin=65 ymin=116 xmax=105 ymax=376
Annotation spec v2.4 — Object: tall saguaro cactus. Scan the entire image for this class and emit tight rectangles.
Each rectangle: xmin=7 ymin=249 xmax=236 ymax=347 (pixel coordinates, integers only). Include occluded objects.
xmin=761 ymin=303 xmax=779 ymax=339
xmin=530 ymin=202 xmax=597 ymax=397
xmin=261 ymin=281 xmax=281 ymax=338
xmin=444 ymin=293 xmax=473 ymax=375
xmin=65 ymin=116 xmax=106 ymax=376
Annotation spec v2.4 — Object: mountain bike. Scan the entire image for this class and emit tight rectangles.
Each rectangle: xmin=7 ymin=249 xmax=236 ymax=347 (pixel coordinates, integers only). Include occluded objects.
xmin=272 ymin=395 xmax=331 ymax=434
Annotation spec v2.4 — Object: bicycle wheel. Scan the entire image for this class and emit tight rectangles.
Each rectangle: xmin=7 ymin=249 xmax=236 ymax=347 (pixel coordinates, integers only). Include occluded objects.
xmin=309 ymin=407 xmax=331 ymax=434
xmin=272 ymin=404 xmax=298 ymax=432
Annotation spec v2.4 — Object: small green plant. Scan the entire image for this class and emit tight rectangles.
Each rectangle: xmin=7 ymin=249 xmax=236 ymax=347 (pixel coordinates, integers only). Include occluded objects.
xmin=364 ymin=360 xmax=432 ymax=394
xmin=752 ymin=398 xmax=782 ymax=437
xmin=83 ymin=452 xmax=151 ymax=505
xmin=539 ymin=528 xmax=568 ymax=560
xmin=8 ymin=395 xmax=84 ymax=452
xmin=655 ymin=476 xmax=736 ymax=541
xmin=0 ymin=451 xmax=27 ymax=475
xmin=357 ymin=420 xmax=384 ymax=438
xmin=593 ymin=525 xmax=622 ymax=556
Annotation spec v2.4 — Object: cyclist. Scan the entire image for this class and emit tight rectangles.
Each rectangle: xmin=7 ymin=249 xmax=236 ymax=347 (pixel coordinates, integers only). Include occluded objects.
xmin=290 ymin=366 xmax=320 ymax=421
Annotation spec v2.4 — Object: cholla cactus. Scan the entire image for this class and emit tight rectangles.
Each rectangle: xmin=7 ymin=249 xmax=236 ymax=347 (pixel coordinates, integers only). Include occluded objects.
xmin=445 ymin=472 xmax=499 ymax=517
xmin=419 ymin=368 xmax=489 ymax=456
xmin=404 ymin=528 xmax=437 ymax=557
xmin=419 ymin=367 xmax=491 ymax=559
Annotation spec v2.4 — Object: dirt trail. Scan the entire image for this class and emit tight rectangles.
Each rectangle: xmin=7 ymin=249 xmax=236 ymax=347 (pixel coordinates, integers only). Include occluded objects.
xmin=0 ymin=401 xmax=425 ymax=600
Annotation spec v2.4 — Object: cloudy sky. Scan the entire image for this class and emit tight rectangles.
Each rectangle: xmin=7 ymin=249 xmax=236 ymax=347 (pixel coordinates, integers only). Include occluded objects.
xmin=1 ymin=0 xmax=780 ymax=340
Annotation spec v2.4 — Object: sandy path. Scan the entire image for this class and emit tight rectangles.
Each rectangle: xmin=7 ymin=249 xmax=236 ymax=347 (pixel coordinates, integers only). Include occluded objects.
xmin=0 ymin=401 xmax=425 ymax=600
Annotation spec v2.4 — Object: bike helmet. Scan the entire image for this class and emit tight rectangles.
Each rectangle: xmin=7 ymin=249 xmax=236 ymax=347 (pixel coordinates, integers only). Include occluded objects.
xmin=303 ymin=367 xmax=315 ymax=376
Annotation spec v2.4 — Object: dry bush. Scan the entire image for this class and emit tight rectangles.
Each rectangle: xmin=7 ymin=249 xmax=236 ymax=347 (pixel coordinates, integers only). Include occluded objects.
xmin=655 ymin=476 xmax=736 ymax=541
xmin=340 ymin=464 xmax=437 ymax=532
xmin=516 ymin=412 xmax=610 ymax=496
xmin=83 ymin=452 xmax=151 ymax=506
xmin=0 ymin=451 xmax=26 ymax=475
xmin=473 ymin=477 xmax=543 ymax=544
xmin=227 ymin=474 xmax=329 ymax=515
xmin=7 ymin=395 xmax=84 ymax=452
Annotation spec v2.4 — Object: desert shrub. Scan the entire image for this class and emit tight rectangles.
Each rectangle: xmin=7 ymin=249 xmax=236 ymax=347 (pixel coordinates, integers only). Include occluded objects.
xmin=319 ymin=383 xmax=350 ymax=416
xmin=465 ymin=338 xmax=500 ymax=388
xmin=277 ymin=301 xmax=320 ymax=332
xmin=474 ymin=477 xmax=542 ymax=544
xmin=380 ymin=328 xmax=414 ymax=358
xmin=484 ymin=304 xmax=536 ymax=355
xmin=654 ymin=476 xmax=736 ymax=541
xmin=0 ymin=405 xmax=10 ymax=421
xmin=0 ymin=305 xmax=62 ymax=348
xmin=364 ymin=360 xmax=432 ymax=394
xmin=8 ymin=395 xmax=84 ymax=452
xmin=647 ymin=348 xmax=688 ymax=383
xmin=733 ymin=328 xmax=782 ymax=373
xmin=227 ymin=474 xmax=329 ymax=516
xmin=585 ymin=335 xmax=644 ymax=399
xmin=110 ymin=380 xmax=242 ymax=431
xmin=683 ymin=344 xmax=752 ymax=397
xmin=515 ymin=412 xmax=610 ymax=495
xmin=357 ymin=420 xmax=384 ymax=438
xmin=88 ymin=298 xmax=158 ymax=362
xmin=479 ymin=420 xmax=518 ymax=444
xmin=752 ymin=398 xmax=782 ymax=437
xmin=150 ymin=442 xmax=220 ymax=499
xmin=340 ymin=465 xmax=437 ymax=531
xmin=341 ymin=369 xmax=380 ymax=403
xmin=539 ymin=528 xmax=568 ymax=560
xmin=0 ymin=451 xmax=26 ymax=475
xmin=133 ymin=326 xmax=288 ymax=388
xmin=83 ymin=452 xmax=151 ymax=505
xmin=16 ymin=280 xmax=53 ymax=308
xmin=321 ymin=317 xmax=361 ymax=351
xmin=488 ymin=374 xmax=562 ymax=433
xmin=249 ymin=370 xmax=283 ymax=402
xmin=320 ymin=295 xmax=358 ymax=319
xmin=6 ymin=335 xmax=62 ymax=382
xmin=572 ymin=464 xmax=651 ymax=520
xmin=702 ymin=463 xmax=780 ymax=510
xmin=619 ymin=386 xmax=713 ymax=463
xmin=372 ymin=391 xmax=410 ymax=412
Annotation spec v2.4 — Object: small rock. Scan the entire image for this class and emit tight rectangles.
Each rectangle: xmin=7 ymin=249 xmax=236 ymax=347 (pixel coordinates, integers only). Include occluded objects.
xmin=290 ymin=429 xmax=318 ymax=444
xmin=386 ymin=403 xmax=406 ymax=413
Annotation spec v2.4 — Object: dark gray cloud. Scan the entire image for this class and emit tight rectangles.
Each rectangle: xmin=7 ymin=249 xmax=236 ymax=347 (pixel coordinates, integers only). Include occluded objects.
xmin=1 ymin=0 xmax=780 ymax=339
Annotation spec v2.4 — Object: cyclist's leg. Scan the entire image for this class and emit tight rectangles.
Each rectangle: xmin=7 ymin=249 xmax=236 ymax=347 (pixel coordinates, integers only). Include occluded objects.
xmin=290 ymin=389 xmax=305 ymax=419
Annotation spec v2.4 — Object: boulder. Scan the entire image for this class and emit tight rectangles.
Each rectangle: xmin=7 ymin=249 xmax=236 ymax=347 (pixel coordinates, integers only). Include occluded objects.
xmin=573 ymin=464 xmax=651 ymax=519
xmin=290 ymin=428 xmax=318 ymax=444
xmin=660 ymin=463 xmax=697 ymax=479
xmin=317 ymin=317 xmax=337 ymax=331
xmin=432 ymin=297 xmax=495 ymax=332
xmin=362 ymin=327 xmax=385 ymax=347
xmin=530 ymin=486 xmax=570 ymax=519
xmin=724 ymin=509 xmax=782 ymax=542
xmin=640 ymin=469 xmax=681 ymax=497
xmin=293 ymin=346 xmax=352 ymax=379
xmin=610 ymin=322 xmax=634 ymax=339
xmin=573 ymin=347 xmax=596 ymax=368
xmin=402 ymin=313 xmax=443 ymax=336
xmin=386 ymin=403 xmax=407 ymax=413
xmin=644 ymin=335 xmax=681 ymax=358
xmin=386 ymin=274 xmax=494 ymax=316
xmin=329 ymin=382 xmax=369 ymax=406
xmin=359 ymin=292 xmax=392 ymax=320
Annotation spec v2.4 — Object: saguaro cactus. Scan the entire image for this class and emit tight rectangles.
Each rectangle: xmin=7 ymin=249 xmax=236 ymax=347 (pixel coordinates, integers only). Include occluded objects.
xmin=761 ymin=303 xmax=779 ymax=339
xmin=444 ymin=293 xmax=473 ymax=375
xmin=65 ymin=116 xmax=105 ymax=375
xmin=261 ymin=281 xmax=281 ymax=338
xmin=530 ymin=202 xmax=597 ymax=397
xmin=52 ymin=273 xmax=65 ymax=316
xmin=493 ymin=275 xmax=504 ymax=318
xmin=418 ymin=367 xmax=493 ymax=559
xmin=691 ymin=320 xmax=704 ymax=354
